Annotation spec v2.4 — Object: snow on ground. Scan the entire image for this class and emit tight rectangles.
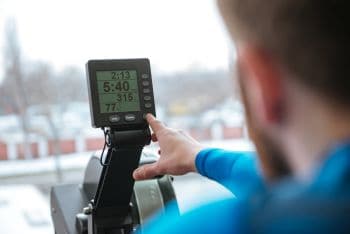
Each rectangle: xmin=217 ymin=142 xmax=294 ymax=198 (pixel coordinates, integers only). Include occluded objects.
xmin=0 ymin=185 xmax=53 ymax=234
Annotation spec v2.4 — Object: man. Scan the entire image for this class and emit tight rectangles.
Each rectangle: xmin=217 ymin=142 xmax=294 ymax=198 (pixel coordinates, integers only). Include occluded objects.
xmin=134 ymin=0 xmax=350 ymax=233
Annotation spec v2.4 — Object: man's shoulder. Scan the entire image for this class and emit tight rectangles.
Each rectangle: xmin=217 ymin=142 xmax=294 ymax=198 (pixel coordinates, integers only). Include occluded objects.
xmin=248 ymin=179 xmax=350 ymax=233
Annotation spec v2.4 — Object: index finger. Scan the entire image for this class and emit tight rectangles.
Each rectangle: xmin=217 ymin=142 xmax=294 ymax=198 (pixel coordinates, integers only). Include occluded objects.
xmin=146 ymin=114 xmax=166 ymax=134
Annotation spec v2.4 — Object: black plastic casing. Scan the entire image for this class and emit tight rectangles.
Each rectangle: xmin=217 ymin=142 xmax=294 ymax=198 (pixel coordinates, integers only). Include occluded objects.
xmin=86 ymin=58 xmax=156 ymax=130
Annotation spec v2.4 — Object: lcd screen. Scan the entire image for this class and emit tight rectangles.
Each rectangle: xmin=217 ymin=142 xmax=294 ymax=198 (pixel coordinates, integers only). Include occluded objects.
xmin=96 ymin=70 xmax=140 ymax=113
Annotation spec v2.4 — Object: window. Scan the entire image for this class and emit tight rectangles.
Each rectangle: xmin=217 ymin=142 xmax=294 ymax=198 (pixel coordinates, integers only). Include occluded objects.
xmin=0 ymin=0 xmax=249 ymax=232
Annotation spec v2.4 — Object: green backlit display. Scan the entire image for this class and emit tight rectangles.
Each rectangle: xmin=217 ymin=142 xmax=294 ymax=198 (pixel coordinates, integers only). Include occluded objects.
xmin=96 ymin=70 xmax=140 ymax=113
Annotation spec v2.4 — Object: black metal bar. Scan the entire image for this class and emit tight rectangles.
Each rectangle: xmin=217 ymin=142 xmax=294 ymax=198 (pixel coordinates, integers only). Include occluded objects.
xmin=94 ymin=147 xmax=142 ymax=213
xmin=90 ymin=127 xmax=151 ymax=233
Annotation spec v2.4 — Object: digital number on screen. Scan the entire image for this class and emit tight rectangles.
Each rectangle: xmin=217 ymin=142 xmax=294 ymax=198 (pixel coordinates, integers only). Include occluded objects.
xmin=96 ymin=70 xmax=141 ymax=113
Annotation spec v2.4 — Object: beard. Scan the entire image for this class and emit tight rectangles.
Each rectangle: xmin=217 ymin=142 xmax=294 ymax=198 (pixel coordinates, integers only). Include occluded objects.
xmin=237 ymin=63 xmax=291 ymax=182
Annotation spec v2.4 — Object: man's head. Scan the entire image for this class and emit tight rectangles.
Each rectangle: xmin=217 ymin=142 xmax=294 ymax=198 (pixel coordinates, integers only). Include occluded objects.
xmin=218 ymin=0 xmax=350 ymax=181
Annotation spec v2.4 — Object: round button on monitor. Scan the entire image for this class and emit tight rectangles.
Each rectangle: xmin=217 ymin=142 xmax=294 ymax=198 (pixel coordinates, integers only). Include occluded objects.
xmin=125 ymin=114 xmax=136 ymax=122
xmin=141 ymin=74 xmax=149 ymax=79
xmin=109 ymin=115 xmax=121 ymax=123
xmin=144 ymin=96 xmax=152 ymax=101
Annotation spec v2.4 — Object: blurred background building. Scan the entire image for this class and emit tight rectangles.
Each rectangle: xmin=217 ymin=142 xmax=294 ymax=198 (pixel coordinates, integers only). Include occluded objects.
xmin=0 ymin=0 xmax=253 ymax=233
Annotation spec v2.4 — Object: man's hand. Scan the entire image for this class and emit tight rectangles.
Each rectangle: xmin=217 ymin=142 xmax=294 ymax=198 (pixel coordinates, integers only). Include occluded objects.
xmin=133 ymin=114 xmax=204 ymax=180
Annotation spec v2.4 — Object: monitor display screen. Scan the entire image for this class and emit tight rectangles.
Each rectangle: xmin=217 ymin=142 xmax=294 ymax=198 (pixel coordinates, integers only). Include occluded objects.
xmin=96 ymin=70 xmax=141 ymax=113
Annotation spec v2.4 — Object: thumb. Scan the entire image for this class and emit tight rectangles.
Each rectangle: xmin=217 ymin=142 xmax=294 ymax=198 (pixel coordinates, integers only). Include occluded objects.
xmin=133 ymin=163 xmax=161 ymax=180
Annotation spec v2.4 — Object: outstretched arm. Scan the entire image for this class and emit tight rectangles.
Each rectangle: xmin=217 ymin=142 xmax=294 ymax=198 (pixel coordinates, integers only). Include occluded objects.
xmin=196 ymin=148 xmax=264 ymax=196
xmin=133 ymin=114 xmax=264 ymax=195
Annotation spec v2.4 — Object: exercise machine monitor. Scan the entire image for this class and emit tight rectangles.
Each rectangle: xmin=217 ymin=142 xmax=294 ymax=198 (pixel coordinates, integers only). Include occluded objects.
xmin=51 ymin=58 xmax=178 ymax=234
xmin=86 ymin=59 xmax=156 ymax=129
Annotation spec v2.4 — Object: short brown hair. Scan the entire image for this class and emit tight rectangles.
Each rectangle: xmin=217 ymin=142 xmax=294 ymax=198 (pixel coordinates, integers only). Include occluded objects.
xmin=222 ymin=0 xmax=350 ymax=106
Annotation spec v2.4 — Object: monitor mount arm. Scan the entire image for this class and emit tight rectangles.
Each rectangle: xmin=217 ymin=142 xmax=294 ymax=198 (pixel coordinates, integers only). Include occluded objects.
xmin=83 ymin=127 xmax=151 ymax=234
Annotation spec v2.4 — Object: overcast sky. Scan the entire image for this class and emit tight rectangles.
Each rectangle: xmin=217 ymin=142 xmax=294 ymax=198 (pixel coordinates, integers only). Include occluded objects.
xmin=0 ymin=0 xmax=233 ymax=79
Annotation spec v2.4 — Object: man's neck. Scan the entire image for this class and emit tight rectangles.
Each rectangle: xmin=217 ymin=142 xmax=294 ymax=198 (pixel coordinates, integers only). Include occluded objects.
xmin=283 ymin=83 xmax=350 ymax=181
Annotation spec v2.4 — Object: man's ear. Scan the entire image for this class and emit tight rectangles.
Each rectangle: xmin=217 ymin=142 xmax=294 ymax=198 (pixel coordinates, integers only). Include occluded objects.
xmin=238 ymin=45 xmax=284 ymax=126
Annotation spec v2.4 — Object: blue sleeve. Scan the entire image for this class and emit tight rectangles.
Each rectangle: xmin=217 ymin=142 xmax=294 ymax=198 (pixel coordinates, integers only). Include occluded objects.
xmin=195 ymin=148 xmax=264 ymax=196
xmin=139 ymin=198 xmax=248 ymax=234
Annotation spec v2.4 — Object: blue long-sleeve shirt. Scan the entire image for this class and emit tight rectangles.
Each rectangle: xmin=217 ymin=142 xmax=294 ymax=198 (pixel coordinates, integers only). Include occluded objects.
xmin=140 ymin=142 xmax=350 ymax=233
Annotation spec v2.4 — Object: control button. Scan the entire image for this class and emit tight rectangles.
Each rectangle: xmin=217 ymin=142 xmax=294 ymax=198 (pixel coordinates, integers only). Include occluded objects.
xmin=125 ymin=114 xmax=136 ymax=122
xmin=142 ymin=81 xmax=150 ymax=86
xmin=109 ymin=115 xmax=121 ymax=123
xmin=145 ymin=103 xmax=152 ymax=108
xmin=141 ymin=74 xmax=149 ymax=79
xmin=143 ymin=88 xmax=150 ymax=94
xmin=144 ymin=96 xmax=152 ymax=101
xmin=142 ymin=113 xmax=152 ymax=119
